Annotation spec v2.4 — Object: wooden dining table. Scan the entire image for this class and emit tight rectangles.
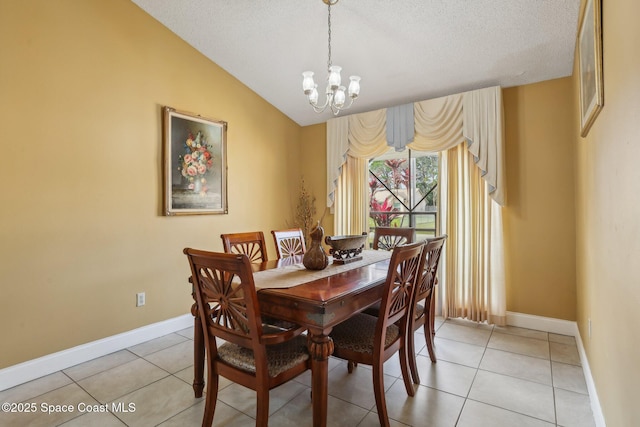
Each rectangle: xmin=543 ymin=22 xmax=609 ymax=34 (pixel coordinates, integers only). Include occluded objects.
xmin=190 ymin=251 xmax=391 ymax=427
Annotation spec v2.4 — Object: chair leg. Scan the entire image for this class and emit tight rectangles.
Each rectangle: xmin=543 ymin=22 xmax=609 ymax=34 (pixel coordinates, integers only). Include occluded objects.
xmin=430 ymin=287 xmax=437 ymax=337
xmin=399 ymin=341 xmax=416 ymax=396
xmin=372 ymin=362 xmax=391 ymax=427
xmin=424 ymin=321 xmax=437 ymax=363
xmin=407 ymin=324 xmax=420 ymax=384
xmin=425 ymin=295 xmax=437 ymax=363
xmin=347 ymin=360 xmax=358 ymax=373
xmin=255 ymin=388 xmax=270 ymax=427
xmin=202 ymin=370 xmax=219 ymax=427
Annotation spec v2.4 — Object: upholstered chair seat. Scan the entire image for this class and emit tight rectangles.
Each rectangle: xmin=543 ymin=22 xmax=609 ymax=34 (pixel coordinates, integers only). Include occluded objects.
xmin=217 ymin=335 xmax=309 ymax=378
xmin=330 ymin=313 xmax=399 ymax=354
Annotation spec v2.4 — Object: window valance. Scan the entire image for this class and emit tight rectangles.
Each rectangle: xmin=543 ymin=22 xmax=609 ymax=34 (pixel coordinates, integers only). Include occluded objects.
xmin=326 ymin=86 xmax=506 ymax=206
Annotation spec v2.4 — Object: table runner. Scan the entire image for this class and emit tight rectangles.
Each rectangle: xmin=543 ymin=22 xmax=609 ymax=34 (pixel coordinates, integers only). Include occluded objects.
xmin=253 ymin=250 xmax=392 ymax=290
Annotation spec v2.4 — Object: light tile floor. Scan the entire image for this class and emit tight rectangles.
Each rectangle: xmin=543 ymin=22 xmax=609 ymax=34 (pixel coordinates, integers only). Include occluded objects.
xmin=0 ymin=318 xmax=596 ymax=426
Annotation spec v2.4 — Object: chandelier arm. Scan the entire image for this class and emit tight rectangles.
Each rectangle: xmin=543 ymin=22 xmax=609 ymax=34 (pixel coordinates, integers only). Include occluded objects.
xmin=340 ymin=97 xmax=355 ymax=110
xmin=329 ymin=96 xmax=355 ymax=115
xmin=313 ymin=104 xmax=330 ymax=114
xmin=308 ymin=92 xmax=332 ymax=113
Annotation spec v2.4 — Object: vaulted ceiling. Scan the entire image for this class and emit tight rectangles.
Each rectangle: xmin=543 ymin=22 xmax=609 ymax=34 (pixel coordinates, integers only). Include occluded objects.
xmin=131 ymin=0 xmax=581 ymax=126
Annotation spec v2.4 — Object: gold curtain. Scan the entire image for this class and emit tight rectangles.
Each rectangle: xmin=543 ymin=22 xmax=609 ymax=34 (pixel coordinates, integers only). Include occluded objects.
xmin=332 ymin=110 xmax=388 ymax=235
xmin=334 ymin=155 xmax=369 ymax=235
xmin=440 ymin=144 xmax=506 ymax=325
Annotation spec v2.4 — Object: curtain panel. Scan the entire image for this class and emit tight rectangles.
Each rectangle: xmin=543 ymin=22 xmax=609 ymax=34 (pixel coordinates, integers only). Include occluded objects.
xmin=326 ymin=116 xmax=349 ymax=207
xmin=440 ymin=145 xmax=506 ymax=325
xmin=463 ymin=88 xmax=506 ymax=206
xmin=334 ymin=156 xmax=369 ymax=236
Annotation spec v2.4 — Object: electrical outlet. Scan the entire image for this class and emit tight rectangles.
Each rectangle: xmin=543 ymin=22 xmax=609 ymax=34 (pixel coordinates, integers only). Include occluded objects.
xmin=588 ymin=318 xmax=592 ymax=338
xmin=136 ymin=292 xmax=146 ymax=307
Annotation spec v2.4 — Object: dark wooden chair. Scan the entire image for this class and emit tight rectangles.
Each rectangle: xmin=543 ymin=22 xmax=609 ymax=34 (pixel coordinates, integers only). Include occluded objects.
xmin=363 ymin=226 xmax=416 ymax=318
xmin=184 ymin=248 xmax=310 ymax=427
xmin=221 ymin=231 xmax=268 ymax=263
xmin=372 ymin=226 xmax=415 ymax=250
xmin=271 ymin=228 xmax=306 ymax=259
xmin=329 ymin=241 xmax=427 ymax=427
xmin=407 ymin=235 xmax=447 ymax=383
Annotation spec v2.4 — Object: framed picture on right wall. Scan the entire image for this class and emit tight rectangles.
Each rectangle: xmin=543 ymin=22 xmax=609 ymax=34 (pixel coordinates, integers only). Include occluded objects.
xmin=578 ymin=0 xmax=603 ymax=137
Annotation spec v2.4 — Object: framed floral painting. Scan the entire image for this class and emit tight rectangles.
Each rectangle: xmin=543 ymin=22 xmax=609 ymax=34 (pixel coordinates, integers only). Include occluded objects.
xmin=163 ymin=107 xmax=228 ymax=215
xmin=578 ymin=0 xmax=603 ymax=137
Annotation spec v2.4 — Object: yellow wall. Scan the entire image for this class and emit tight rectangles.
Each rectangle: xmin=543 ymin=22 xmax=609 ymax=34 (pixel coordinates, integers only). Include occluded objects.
xmin=0 ymin=0 xmax=301 ymax=368
xmin=300 ymin=124 xmax=334 ymax=236
xmin=502 ymin=79 xmax=577 ymax=320
xmin=574 ymin=0 xmax=640 ymax=424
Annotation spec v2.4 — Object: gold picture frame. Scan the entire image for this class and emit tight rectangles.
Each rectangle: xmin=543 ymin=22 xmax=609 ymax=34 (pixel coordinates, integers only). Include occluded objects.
xmin=163 ymin=107 xmax=228 ymax=215
xmin=578 ymin=0 xmax=603 ymax=137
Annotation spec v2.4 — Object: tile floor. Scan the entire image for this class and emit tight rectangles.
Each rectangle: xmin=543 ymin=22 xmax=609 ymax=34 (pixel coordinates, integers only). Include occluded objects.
xmin=0 ymin=318 xmax=596 ymax=426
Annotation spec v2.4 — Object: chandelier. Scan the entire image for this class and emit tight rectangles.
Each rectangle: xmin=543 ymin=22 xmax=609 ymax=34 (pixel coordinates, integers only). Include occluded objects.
xmin=301 ymin=0 xmax=360 ymax=115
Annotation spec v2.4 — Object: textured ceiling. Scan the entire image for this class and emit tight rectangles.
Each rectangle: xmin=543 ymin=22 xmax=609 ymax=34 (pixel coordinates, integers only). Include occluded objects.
xmin=131 ymin=0 xmax=581 ymax=126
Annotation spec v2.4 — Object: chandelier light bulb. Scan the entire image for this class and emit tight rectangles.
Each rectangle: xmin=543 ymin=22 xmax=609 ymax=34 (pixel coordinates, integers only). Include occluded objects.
xmin=328 ymin=65 xmax=342 ymax=90
xmin=309 ymin=85 xmax=319 ymax=104
xmin=302 ymin=71 xmax=315 ymax=94
xmin=334 ymin=86 xmax=346 ymax=107
xmin=348 ymin=76 xmax=361 ymax=98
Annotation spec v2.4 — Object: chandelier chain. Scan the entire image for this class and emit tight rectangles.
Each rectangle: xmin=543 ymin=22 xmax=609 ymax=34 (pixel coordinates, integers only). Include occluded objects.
xmin=327 ymin=2 xmax=332 ymax=71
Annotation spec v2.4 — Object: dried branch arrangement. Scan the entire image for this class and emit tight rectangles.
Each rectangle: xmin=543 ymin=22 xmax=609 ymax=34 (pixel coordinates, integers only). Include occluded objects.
xmin=291 ymin=178 xmax=317 ymax=245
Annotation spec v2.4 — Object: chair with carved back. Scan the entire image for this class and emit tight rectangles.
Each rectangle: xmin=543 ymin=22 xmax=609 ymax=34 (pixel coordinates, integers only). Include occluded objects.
xmin=372 ymin=226 xmax=416 ymax=251
xmin=362 ymin=227 xmax=416 ymax=319
xmin=407 ymin=235 xmax=446 ymax=383
xmin=184 ymin=248 xmax=310 ymax=427
xmin=221 ymin=231 xmax=268 ymax=263
xmin=329 ymin=241 xmax=427 ymax=427
xmin=271 ymin=228 xmax=306 ymax=259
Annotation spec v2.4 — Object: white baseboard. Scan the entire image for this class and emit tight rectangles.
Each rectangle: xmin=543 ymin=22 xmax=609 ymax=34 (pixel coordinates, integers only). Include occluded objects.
xmin=506 ymin=311 xmax=605 ymax=427
xmin=0 ymin=314 xmax=193 ymax=392
xmin=573 ymin=328 xmax=606 ymax=427
xmin=506 ymin=311 xmax=578 ymax=336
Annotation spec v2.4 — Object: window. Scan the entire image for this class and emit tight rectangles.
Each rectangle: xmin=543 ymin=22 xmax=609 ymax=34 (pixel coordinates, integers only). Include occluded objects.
xmin=368 ymin=149 xmax=439 ymax=240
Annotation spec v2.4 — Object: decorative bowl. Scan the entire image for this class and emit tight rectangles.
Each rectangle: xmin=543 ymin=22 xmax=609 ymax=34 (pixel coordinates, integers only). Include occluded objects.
xmin=324 ymin=233 xmax=367 ymax=264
